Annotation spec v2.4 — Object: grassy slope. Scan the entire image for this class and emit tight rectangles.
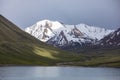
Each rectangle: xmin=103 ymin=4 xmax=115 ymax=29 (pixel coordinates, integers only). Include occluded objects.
xmin=73 ymin=49 xmax=120 ymax=67
xmin=54 ymin=48 xmax=120 ymax=67
xmin=0 ymin=15 xmax=120 ymax=67
xmin=0 ymin=42 xmax=84 ymax=65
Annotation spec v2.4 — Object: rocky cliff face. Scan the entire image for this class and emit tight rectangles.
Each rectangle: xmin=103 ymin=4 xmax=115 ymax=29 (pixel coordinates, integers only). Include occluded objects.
xmin=99 ymin=28 xmax=120 ymax=47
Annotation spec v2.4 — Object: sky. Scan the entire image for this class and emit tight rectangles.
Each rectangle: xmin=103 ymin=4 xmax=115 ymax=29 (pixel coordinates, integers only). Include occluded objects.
xmin=0 ymin=0 xmax=120 ymax=29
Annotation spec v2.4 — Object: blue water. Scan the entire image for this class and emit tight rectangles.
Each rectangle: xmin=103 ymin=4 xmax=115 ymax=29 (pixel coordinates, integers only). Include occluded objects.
xmin=0 ymin=67 xmax=120 ymax=80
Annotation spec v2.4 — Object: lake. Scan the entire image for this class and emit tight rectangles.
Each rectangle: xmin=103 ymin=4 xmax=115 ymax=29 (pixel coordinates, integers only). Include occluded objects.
xmin=0 ymin=66 xmax=119 ymax=80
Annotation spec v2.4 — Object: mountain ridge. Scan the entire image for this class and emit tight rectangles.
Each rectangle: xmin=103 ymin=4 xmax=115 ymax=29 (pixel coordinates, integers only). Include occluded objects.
xmin=25 ymin=19 xmax=114 ymax=50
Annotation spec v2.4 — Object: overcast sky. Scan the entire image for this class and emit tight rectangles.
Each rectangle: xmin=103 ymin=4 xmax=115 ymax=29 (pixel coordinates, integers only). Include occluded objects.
xmin=0 ymin=0 xmax=120 ymax=29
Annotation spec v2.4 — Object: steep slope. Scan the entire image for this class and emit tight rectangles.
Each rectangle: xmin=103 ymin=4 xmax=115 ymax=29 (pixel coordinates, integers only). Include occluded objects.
xmin=25 ymin=20 xmax=113 ymax=50
xmin=0 ymin=15 xmax=86 ymax=65
xmin=99 ymin=28 xmax=120 ymax=47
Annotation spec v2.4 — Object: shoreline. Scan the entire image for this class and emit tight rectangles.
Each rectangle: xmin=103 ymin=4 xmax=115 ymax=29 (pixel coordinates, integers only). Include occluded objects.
xmin=0 ymin=64 xmax=119 ymax=68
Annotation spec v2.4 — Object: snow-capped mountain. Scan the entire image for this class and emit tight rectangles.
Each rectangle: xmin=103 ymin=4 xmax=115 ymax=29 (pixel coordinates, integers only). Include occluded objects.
xmin=99 ymin=28 xmax=120 ymax=47
xmin=25 ymin=20 xmax=113 ymax=50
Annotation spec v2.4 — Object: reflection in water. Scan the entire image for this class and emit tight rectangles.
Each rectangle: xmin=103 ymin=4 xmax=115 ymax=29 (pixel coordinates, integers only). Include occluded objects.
xmin=32 ymin=67 xmax=59 ymax=77
xmin=0 ymin=67 xmax=120 ymax=80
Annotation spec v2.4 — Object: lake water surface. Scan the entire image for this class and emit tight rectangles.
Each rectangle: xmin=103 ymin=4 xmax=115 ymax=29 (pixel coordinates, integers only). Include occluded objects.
xmin=0 ymin=66 xmax=119 ymax=80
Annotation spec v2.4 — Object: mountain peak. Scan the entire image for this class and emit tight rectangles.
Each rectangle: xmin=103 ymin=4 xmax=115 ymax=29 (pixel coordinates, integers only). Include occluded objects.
xmin=25 ymin=20 xmax=65 ymax=42
xmin=36 ymin=19 xmax=64 ymax=30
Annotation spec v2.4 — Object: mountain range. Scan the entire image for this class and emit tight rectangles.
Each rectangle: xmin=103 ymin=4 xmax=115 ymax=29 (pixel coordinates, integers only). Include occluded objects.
xmin=0 ymin=15 xmax=120 ymax=67
xmin=25 ymin=20 xmax=120 ymax=51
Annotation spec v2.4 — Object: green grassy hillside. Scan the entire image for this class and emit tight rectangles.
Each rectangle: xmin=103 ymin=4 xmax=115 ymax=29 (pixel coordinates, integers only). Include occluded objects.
xmin=61 ymin=49 xmax=120 ymax=67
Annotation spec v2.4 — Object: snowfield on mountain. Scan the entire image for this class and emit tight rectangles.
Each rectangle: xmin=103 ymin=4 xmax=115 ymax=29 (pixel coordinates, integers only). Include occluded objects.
xmin=25 ymin=20 xmax=114 ymax=49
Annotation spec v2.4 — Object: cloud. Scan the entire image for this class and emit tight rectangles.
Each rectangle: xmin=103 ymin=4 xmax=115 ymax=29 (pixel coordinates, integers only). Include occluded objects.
xmin=0 ymin=0 xmax=120 ymax=29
